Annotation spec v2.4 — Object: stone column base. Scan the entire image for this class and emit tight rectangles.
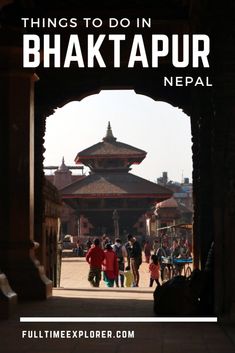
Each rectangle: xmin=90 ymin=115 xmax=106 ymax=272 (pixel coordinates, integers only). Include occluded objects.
xmin=0 ymin=272 xmax=17 ymax=320
xmin=7 ymin=257 xmax=53 ymax=300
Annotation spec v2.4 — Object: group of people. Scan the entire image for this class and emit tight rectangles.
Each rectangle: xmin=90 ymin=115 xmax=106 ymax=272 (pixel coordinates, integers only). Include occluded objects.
xmin=85 ymin=234 xmax=192 ymax=289
xmin=85 ymin=234 xmax=144 ymax=288
xmin=154 ymin=237 xmax=192 ymax=280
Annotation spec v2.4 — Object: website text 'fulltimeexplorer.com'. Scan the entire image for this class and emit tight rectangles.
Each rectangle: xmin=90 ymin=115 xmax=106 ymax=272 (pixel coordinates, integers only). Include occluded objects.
xmin=21 ymin=329 xmax=135 ymax=340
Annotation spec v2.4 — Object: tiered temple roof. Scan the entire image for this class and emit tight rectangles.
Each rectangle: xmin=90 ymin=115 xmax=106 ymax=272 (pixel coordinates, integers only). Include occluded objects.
xmin=75 ymin=122 xmax=146 ymax=171
xmin=62 ymin=122 xmax=172 ymax=200
xmin=62 ymin=172 xmax=172 ymax=199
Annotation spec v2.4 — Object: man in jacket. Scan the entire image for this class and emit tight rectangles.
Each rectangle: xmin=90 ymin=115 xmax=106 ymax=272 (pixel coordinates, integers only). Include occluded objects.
xmin=86 ymin=238 xmax=105 ymax=287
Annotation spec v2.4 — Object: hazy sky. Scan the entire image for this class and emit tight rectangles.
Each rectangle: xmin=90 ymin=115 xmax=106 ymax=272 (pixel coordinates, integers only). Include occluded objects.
xmin=43 ymin=90 xmax=192 ymax=183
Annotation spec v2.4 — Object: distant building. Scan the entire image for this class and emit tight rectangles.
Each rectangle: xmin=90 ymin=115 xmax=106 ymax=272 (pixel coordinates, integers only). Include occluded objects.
xmin=44 ymin=157 xmax=86 ymax=236
xmin=150 ymin=172 xmax=193 ymax=237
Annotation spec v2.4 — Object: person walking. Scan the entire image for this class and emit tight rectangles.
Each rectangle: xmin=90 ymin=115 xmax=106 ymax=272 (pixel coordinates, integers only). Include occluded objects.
xmin=86 ymin=238 xmax=105 ymax=287
xmin=127 ymin=234 xmax=142 ymax=287
xmin=112 ymin=238 xmax=127 ymax=287
xmin=153 ymin=239 xmax=159 ymax=255
xmin=119 ymin=266 xmax=134 ymax=287
xmin=171 ymin=239 xmax=183 ymax=275
xmin=124 ymin=240 xmax=131 ymax=268
xmin=149 ymin=255 xmax=161 ymax=287
xmin=101 ymin=234 xmax=111 ymax=249
xmin=156 ymin=238 xmax=171 ymax=281
xmin=86 ymin=237 xmax=92 ymax=250
xmin=102 ymin=243 xmax=119 ymax=287
xmin=74 ymin=239 xmax=83 ymax=257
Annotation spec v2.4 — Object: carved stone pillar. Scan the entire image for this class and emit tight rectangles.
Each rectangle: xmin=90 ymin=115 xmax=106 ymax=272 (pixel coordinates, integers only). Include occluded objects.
xmin=190 ymin=90 xmax=214 ymax=272
xmin=34 ymin=110 xmax=47 ymax=264
xmin=0 ymin=43 xmax=52 ymax=299
xmin=0 ymin=272 xmax=17 ymax=319
xmin=207 ymin=0 xmax=235 ymax=321
xmin=224 ymin=106 xmax=235 ymax=320
xmin=190 ymin=92 xmax=201 ymax=269
xmin=198 ymin=98 xmax=214 ymax=268
xmin=212 ymin=98 xmax=235 ymax=320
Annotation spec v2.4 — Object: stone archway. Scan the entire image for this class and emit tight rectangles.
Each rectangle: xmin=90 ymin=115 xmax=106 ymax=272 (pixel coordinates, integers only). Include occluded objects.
xmin=35 ymin=83 xmax=205 ymax=258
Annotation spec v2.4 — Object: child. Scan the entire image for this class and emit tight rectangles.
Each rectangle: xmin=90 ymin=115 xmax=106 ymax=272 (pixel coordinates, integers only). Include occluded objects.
xmin=149 ymin=255 xmax=161 ymax=287
xmin=120 ymin=266 xmax=134 ymax=288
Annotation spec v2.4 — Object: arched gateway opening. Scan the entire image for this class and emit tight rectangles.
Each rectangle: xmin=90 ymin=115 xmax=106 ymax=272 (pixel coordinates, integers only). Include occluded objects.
xmin=43 ymin=91 xmax=193 ymax=292
xmin=1 ymin=1 xmax=235 ymax=323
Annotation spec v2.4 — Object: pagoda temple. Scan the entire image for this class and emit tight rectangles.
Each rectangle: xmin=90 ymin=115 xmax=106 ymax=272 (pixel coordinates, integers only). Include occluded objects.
xmin=61 ymin=123 xmax=172 ymax=236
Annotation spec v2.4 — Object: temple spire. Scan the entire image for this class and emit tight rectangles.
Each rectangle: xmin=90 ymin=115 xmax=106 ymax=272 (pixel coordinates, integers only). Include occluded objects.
xmin=58 ymin=156 xmax=69 ymax=172
xmin=103 ymin=121 xmax=117 ymax=142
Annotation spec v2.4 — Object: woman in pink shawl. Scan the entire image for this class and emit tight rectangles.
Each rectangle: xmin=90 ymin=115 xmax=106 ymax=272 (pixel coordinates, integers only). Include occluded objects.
xmin=102 ymin=243 xmax=119 ymax=287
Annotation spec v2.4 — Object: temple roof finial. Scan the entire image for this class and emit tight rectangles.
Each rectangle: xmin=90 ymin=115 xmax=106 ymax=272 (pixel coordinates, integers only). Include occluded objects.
xmin=103 ymin=121 xmax=117 ymax=142
xmin=58 ymin=156 xmax=69 ymax=172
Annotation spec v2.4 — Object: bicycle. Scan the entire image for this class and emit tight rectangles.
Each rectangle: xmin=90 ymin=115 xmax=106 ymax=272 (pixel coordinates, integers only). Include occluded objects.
xmin=173 ymin=257 xmax=193 ymax=278
xmin=161 ymin=256 xmax=193 ymax=281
